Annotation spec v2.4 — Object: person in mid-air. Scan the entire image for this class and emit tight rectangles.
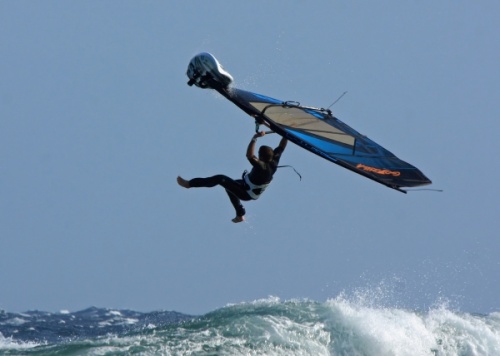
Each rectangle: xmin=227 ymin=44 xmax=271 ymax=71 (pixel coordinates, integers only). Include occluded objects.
xmin=177 ymin=131 xmax=288 ymax=223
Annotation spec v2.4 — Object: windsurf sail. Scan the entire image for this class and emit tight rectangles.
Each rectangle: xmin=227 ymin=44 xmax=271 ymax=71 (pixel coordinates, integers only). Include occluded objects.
xmin=186 ymin=53 xmax=432 ymax=193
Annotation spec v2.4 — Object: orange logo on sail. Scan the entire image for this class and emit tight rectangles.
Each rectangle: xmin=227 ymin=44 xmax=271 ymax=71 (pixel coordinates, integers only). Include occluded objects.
xmin=356 ymin=164 xmax=401 ymax=177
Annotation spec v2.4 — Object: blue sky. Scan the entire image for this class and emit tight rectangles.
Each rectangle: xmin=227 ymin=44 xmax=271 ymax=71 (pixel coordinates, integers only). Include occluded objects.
xmin=1 ymin=1 xmax=499 ymax=315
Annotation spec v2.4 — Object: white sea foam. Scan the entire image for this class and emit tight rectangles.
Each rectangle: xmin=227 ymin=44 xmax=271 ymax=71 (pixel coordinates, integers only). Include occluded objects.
xmin=0 ymin=317 xmax=26 ymax=326
xmin=326 ymin=295 xmax=500 ymax=355
xmin=0 ymin=332 xmax=41 ymax=351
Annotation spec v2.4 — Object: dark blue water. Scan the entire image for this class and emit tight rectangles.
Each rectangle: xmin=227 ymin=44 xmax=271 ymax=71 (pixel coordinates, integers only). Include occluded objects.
xmin=0 ymin=307 xmax=194 ymax=354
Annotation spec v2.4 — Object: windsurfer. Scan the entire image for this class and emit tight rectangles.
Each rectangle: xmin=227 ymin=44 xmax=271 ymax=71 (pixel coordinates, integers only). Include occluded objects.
xmin=177 ymin=131 xmax=287 ymax=223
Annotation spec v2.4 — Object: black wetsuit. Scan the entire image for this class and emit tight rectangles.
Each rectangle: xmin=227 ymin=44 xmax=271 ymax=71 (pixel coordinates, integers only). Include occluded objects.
xmin=188 ymin=145 xmax=284 ymax=217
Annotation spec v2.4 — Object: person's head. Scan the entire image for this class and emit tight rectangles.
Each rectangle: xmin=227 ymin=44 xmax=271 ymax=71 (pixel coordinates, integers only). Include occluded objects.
xmin=258 ymin=145 xmax=274 ymax=162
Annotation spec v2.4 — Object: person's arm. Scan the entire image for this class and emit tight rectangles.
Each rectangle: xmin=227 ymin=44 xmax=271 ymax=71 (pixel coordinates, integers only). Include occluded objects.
xmin=278 ymin=136 xmax=288 ymax=151
xmin=271 ymin=136 xmax=288 ymax=163
xmin=246 ymin=131 xmax=265 ymax=161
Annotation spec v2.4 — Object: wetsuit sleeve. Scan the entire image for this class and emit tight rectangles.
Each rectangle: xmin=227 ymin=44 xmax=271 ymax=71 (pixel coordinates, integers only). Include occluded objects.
xmin=272 ymin=137 xmax=288 ymax=164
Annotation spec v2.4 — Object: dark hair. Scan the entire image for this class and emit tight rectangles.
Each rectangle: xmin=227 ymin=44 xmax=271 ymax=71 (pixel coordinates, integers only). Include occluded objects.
xmin=258 ymin=146 xmax=274 ymax=162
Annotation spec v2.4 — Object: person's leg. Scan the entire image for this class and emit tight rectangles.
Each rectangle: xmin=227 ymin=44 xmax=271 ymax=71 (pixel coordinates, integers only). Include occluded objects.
xmin=177 ymin=176 xmax=190 ymax=188
xmin=178 ymin=175 xmax=234 ymax=189
xmin=185 ymin=174 xmax=243 ymax=190
xmin=225 ymin=189 xmax=246 ymax=222
xmin=221 ymin=178 xmax=252 ymax=223
xmin=178 ymin=175 xmax=250 ymax=222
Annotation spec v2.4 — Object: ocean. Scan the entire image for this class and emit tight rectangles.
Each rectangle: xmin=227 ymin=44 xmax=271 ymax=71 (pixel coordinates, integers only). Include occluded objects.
xmin=1 ymin=296 xmax=499 ymax=356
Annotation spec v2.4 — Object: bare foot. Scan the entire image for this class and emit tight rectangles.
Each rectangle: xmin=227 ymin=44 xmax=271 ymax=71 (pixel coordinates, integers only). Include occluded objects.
xmin=232 ymin=216 xmax=245 ymax=223
xmin=177 ymin=176 xmax=190 ymax=188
